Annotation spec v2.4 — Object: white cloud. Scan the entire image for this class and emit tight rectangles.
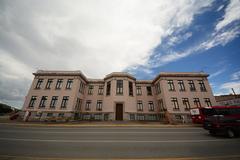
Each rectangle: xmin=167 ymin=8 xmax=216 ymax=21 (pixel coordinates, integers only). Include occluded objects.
xmin=231 ymin=71 xmax=240 ymax=80
xmin=209 ymin=68 xmax=226 ymax=79
xmin=0 ymin=0 xmax=213 ymax=78
xmin=217 ymin=5 xmax=224 ymax=12
xmin=0 ymin=0 xmax=213 ymax=107
xmin=146 ymin=0 xmax=240 ymax=69
xmin=220 ymin=81 xmax=240 ymax=94
xmin=0 ymin=50 xmax=33 ymax=80
xmin=216 ymin=0 xmax=240 ymax=31
xmin=167 ymin=32 xmax=192 ymax=46
xmin=200 ymin=25 xmax=240 ymax=50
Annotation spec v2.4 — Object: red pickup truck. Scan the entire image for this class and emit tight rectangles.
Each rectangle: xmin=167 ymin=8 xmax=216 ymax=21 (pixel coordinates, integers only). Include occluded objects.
xmin=203 ymin=106 xmax=240 ymax=138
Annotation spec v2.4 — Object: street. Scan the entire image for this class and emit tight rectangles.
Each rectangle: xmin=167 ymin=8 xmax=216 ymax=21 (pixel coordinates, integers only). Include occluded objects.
xmin=0 ymin=124 xmax=240 ymax=159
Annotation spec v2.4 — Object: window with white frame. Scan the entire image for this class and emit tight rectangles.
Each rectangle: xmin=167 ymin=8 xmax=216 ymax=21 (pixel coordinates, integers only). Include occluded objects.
xmin=182 ymin=98 xmax=190 ymax=110
xmin=29 ymin=96 xmax=37 ymax=108
xmin=137 ymin=100 xmax=143 ymax=111
xmin=98 ymin=85 xmax=104 ymax=95
xmin=88 ymin=85 xmax=94 ymax=95
xmin=116 ymin=80 xmax=123 ymax=95
xmin=39 ymin=96 xmax=47 ymax=108
xmin=136 ymin=86 xmax=142 ymax=95
xmin=106 ymin=81 xmax=111 ymax=96
xmin=56 ymin=79 xmax=63 ymax=89
xmin=96 ymin=100 xmax=103 ymax=111
xmin=61 ymin=96 xmax=69 ymax=108
xmin=85 ymin=100 xmax=91 ymax=111
xmin=45 ymin=79 xmax=53 ymax=89
xmin=35 ymin=79 xmax=43 ymax=89
xmin=168 ymin=80 xmax=175 ymax=91
xmin=193 ymin=98 xmax=201 ymax=108
xmin=148 ymin=101 xmax=154 ymax=111
xmin=171 ymin=97 xmax=179 ymax=110
xmin=178 ymin=80 xmax=185 ymax=91
xmin=129 ymin=81 xmax=133 ymax=96
xmin=188 ymin=80 xmax=196 ymax=91
xmin=204 ymin=98 xmax=212 ymax=107
xmin=199 ymin=80 xmax=207 ymax=92
xmin=79 ymin=81 xmax=85 ymax=93
xmin=155 ymin=82 xmax=161 ymax=94
xmin=66 ymin=79 xmax=73 ymax=89
xmin=50 ymin=96 xmax=58 ymax=108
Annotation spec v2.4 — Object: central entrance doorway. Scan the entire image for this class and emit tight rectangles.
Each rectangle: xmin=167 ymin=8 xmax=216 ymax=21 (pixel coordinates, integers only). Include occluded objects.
xmin=115 ymin=103 xmax=123 ymax=120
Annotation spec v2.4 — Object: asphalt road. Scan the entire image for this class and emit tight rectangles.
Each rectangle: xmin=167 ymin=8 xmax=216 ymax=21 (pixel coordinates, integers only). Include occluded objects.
xmin=0 ymin=124 xmax=240 ymax=159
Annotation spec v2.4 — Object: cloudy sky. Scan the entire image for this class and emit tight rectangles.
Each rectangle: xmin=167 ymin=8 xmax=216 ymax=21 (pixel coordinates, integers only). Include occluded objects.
xmin=0 ymin=0 xmax=240 ymax=108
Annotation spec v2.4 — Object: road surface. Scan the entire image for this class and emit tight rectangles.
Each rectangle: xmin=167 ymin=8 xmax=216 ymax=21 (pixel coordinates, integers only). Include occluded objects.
xmin=0 ymin=124 xmax=240 ymax=159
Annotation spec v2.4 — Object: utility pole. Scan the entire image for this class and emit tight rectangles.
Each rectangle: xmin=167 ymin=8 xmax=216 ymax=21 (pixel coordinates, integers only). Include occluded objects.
xmin=231 ymin=88 xmax=237 ymax=98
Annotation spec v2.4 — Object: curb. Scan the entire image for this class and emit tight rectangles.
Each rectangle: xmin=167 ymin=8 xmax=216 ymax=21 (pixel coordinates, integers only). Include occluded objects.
xmin=0 ymin=122 xmax=201 ymax=128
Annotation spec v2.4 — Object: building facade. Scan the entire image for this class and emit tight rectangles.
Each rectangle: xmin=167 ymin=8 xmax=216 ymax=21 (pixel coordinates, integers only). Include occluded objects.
xmin=22 ymin=70 xmax=217 ymax=123
xmin=215 ymin=94 xmax=240 ymax=106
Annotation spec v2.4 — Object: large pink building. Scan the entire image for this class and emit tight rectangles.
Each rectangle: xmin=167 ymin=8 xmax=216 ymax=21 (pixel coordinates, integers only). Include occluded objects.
xmin=22 ymin=70 xmax=217 ymax=123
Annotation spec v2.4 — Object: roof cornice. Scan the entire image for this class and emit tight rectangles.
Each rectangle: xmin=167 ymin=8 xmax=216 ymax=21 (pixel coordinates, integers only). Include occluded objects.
xmin=33 ymin=70 xmax=88 ymax=82
xmin=152 ymin=72 xmax=209 ymax=83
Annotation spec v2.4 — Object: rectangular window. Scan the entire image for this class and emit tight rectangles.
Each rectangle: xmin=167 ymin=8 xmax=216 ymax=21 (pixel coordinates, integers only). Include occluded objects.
xmin=204 ymin=98 xmax=212 ymax=107
xmin=158 ymin=99 xmax=166 ymax=111
xmin=130 ymin=114 xmax=135 ymax=120
xmin=137 ymin=114 xmax=145 ymax=120
xmin=147 ymin=114 xmax=157 ymax=121
xmin=39 ymin=96 xmax=47 ymax=108
xmin=61 ymin=96 xmax=69 ymax=108
xmin=29 ymin=96 xmax=37 ymax=108
xmin=50 ymin=96 xmax=58 ymax=108
xmin=94 ymin=114 xmax=102 ymax=120
xmin=171 ymin=97 xmax=179 ymax=110
xmin=188 ymin=80 xmax=196 ymax=91
xmin=45 ymin=79 xmax=53 ymax=89
xmin=96 ymin=100 xmax=103 ymax=111
xmin=182 ymin=98 xmax=190 ymax=110
xmin=137 ymin=100 xmax=143 ymax=111
xmin=79 ymin=81 xmax=85 ymax=94
xmin=136 ymin=86 xmax=142 ymax=95
xmin=47 ymin=113 xmax=53 ymax=117
xmin=85 ymin=100 xmax=91 ymax=111
xmin=88 ymin=85 xmax=94 ymax=95
xmin=178 ymin=80 xmax=185 ymax=91
xmin=58 ymin=113 xmax=64 ymax=117
xmin=168 ymin=80 xmax=175 ymax=91
xmin=155 ymin=82 xmax=161 ymax=94
xmin=148 ymin=101 xmax=154 ymax=111
xmin=66 ymin=79 xmax=73 ymax=89
xmin=193 ymin=98 xmax=201 ymax=108
xmin=129 ymin=81 xmax=133 ymax=96
xmin=35 ymin=79 xmax=43 ymax=89
xmin=75 ymin=98 xmax=82 ymax=110
xmin=98 ymin=85 xmax=104 ymax=95
xmin=106 ymin=81 xmax=111 ymax=96
xmin=199 ymin=80 xmax=207 ymax=92
xmin=116 ymin=80 xmax=123 ymax=95
xmin=146 ymin=86 xmax=152 ymax=95
xmin=56 ymin=79 xmax=63 ymax=89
